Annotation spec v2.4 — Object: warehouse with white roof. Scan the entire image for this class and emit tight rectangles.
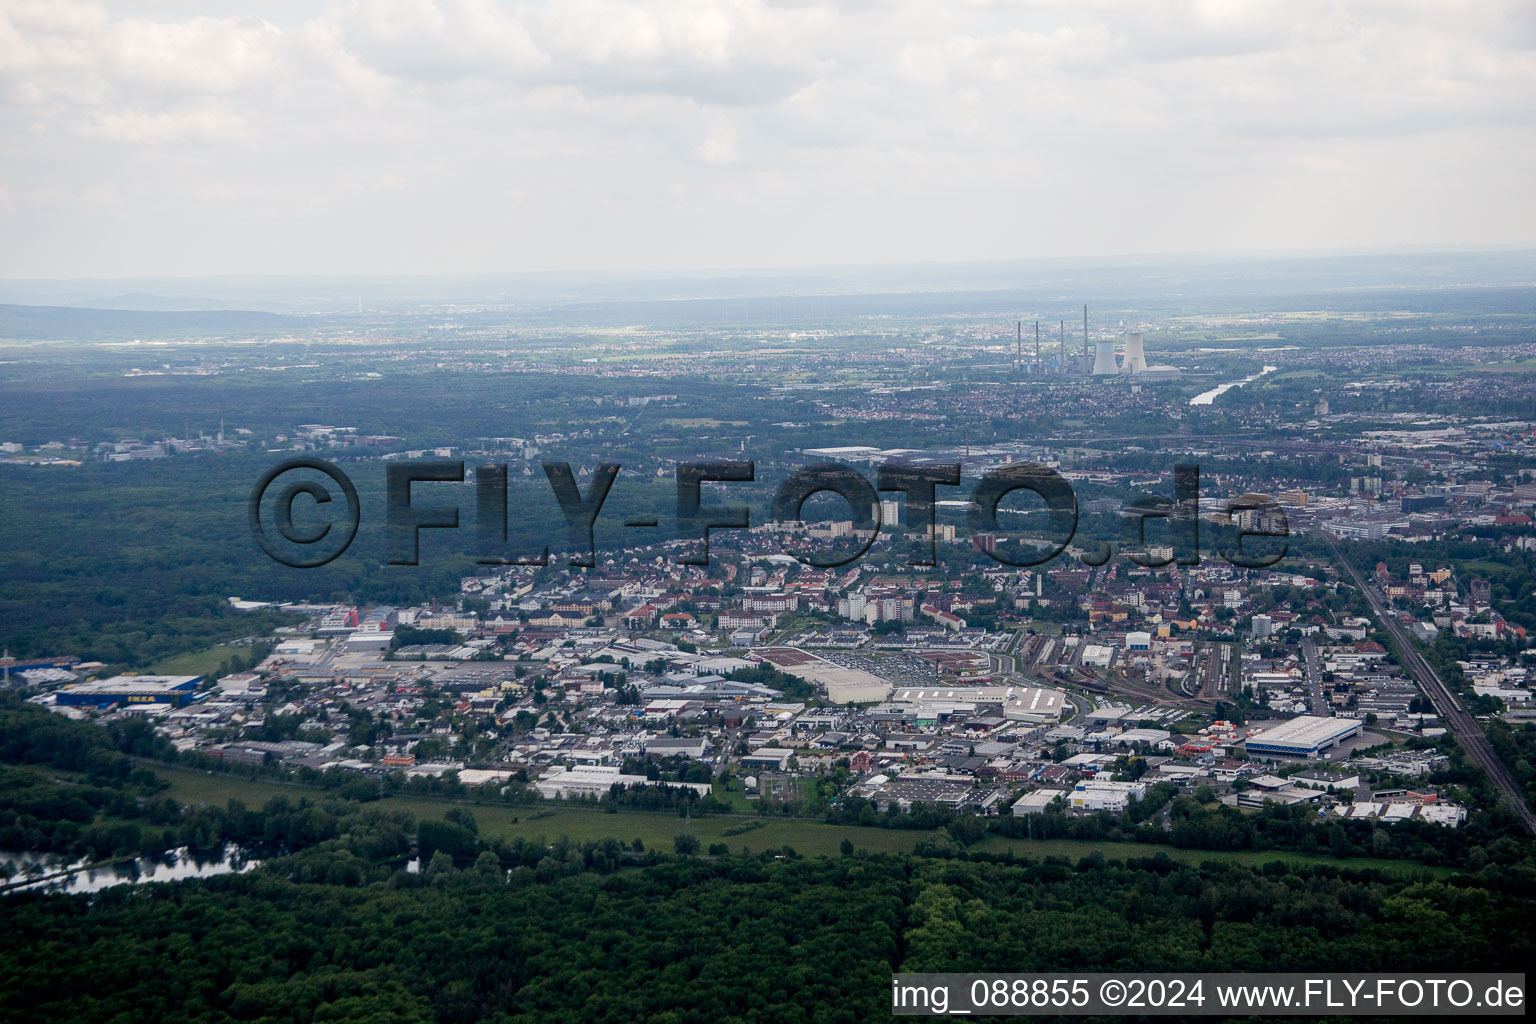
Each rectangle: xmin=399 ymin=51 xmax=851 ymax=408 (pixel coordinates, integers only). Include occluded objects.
xmin=1244 ymin=715 xmax=1361 ymax=759
xmin=890 ymin=684 xmax=1066 ymax=724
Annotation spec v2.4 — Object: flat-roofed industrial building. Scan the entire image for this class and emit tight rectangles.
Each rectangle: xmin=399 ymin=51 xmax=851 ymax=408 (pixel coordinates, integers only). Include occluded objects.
xmin=870 ymin=774 xmax=977 ymax=813
xmin=1245 ymin=715 xmax=1361 ymax=759
xmin=1070 ymin=778 xmax=1148 ymax=811
xmin=753 ymin=647 xmax=891 ymax=704
xmin=55 ymin=674 xmax=202 ymax=708
xmin=890 ymin=685 xmax=1066 ymax=724
xmin=1011 ymin=788 xmax=1068 ymax=816
xmin=534 ymin=765 xmax=712 ymax=800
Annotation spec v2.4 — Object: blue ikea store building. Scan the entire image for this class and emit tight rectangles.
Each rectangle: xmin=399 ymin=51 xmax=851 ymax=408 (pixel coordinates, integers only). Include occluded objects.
xmin=55 ymin=675 xmax=203 ymax=708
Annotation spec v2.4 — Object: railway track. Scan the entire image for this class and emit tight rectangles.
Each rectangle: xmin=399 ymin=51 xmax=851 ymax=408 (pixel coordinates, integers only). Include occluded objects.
xmin=1325 ymin=533 xmax=1536 ymax=838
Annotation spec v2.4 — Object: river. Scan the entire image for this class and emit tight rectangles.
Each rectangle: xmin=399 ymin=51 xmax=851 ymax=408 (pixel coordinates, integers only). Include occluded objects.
xmin=1189 ymin=364 xmax=1278 ymax=406
xmin=1 ymin=844 xmax=259 ymax=896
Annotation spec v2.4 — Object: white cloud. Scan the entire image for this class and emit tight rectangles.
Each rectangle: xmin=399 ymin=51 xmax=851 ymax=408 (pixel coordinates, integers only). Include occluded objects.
xmin=82 ymin=104 xmax=251 ymax=142
xmin=0 ymin=0 xmax=1533 ymax=275
xmin=696 ymin=129 xmax=740 ymax=166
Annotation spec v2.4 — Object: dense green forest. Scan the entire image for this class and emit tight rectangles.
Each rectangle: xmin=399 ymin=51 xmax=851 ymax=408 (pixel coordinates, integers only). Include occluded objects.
xmin=3 ymin=839 xmax=1534 ymax=1022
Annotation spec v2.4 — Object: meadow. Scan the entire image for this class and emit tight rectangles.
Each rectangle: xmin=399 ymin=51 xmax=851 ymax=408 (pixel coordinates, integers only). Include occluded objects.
xmin=153 ymin=765 xmax=1458 ymax=876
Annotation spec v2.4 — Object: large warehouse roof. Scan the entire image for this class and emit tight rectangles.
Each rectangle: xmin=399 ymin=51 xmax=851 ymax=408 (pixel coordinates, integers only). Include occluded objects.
xmin=890 ymin=684 xmax=1066 ymax=723
xmin=753 ymin=648 xmax=891 ymax=704
xmin=55 ymin=674 xmax=203 ymax=708
xmin=1245 ymin=715 xmax=1361 ymax=755
xmin=63 ymin=674 xmax=200 ymax=694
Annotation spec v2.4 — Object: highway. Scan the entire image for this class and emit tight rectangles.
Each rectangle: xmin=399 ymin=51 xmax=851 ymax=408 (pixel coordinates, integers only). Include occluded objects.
xmin=1325 ymin=533 xmax=1536 ymax=837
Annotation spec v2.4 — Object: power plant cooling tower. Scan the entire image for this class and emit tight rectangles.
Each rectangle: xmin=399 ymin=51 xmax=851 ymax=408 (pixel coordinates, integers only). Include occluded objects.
xmin=1091 ymin=340 xmax=1119 ymax=375
xmin=1122 ymin=333 xmax=1148 ymax=375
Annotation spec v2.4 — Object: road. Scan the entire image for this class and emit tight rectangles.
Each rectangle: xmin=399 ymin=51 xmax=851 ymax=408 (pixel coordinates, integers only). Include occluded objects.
xmin=1300 ymin=637 xmax=1328 ymax=717
xmin=990 ymin=629 xmax=1025 ymax=680
xmin=1325 ymin=533 xmax=1536 ymax=837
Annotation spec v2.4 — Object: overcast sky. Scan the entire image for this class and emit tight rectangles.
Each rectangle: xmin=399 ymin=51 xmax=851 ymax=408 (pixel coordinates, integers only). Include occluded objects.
xmin=2 ymin=0 xmax=1534 ymax=279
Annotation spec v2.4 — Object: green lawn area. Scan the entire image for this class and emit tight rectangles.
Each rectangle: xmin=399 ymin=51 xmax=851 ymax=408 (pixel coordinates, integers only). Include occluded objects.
xmin=970 ymin=835 xmax=1456 ymax=878
xmin=1456 ymin=560 xmax=1521 ymax=578
xmin=153 ymin=765 xmax=919 ymax=857
xmin=1464 ymin=359 xmax=1536 ymax=374
xmin=144 ymin=645 xmax=245 ymax=677
xmin=710 ymin=777 xmax=754 ymax=812
xmin=151 ymin=765 xmax=1460 ymax=874
xmin=154 ymin=766 xmax=306 ymax=807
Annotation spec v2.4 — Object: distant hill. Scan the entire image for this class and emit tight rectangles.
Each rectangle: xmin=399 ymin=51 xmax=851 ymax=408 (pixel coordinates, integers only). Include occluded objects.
xmin=0 ymin=304 xmax=300 ymax=341
xmin=71 ymin=293 xmax=255 ymax=312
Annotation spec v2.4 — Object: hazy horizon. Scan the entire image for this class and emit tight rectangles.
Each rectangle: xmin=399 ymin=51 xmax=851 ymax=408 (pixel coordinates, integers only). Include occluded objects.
xmin=3 ymin=245 xmax=1536 ymax=315
xmin=4 ymin=239 xmax=1536 ymax=283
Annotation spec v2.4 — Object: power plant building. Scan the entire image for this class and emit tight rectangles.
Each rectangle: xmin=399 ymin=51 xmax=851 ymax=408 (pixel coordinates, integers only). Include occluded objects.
xmin=1013 ymin=310 xmax=1176 ymax=380
xmin=1089 ymin=333 xmax=1179 ymax=380
xmin=1091 ymin=341 xmax=1119 ymax=375
xmin=1121 ymin=333 xmax=1148 ymax=375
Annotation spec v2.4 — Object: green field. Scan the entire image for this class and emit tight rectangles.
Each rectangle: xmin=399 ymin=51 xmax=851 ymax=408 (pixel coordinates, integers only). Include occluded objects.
xmin=971 ymin=835 xmax=1454 ymax=878
xmin=710 ymin=776 xmax=754 ymax=812
xmin=156 ymin=766 xmax=306 ymax=807
xmin=155 ymin=766 xmax=921 ymax=857
xmin=1456 ymin=560 xmax=1521 ymax=578
xmin=152 ymin=765 xmax=1458 ymax=875
xmin=145 ymin=645 xmax=246 ymax=677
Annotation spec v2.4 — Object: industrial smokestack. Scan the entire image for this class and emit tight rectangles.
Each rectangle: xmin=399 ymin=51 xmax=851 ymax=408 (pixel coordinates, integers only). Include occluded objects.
xmin=1092 ymin=341 xmax=1119 ymax=375
xmin=1122 ymin=333 xmax=1148 ymax=375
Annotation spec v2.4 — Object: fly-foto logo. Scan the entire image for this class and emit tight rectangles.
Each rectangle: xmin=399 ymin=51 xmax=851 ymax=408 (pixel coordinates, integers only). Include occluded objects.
xmin=249 ymin=459 xmax=1287 ymax=570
